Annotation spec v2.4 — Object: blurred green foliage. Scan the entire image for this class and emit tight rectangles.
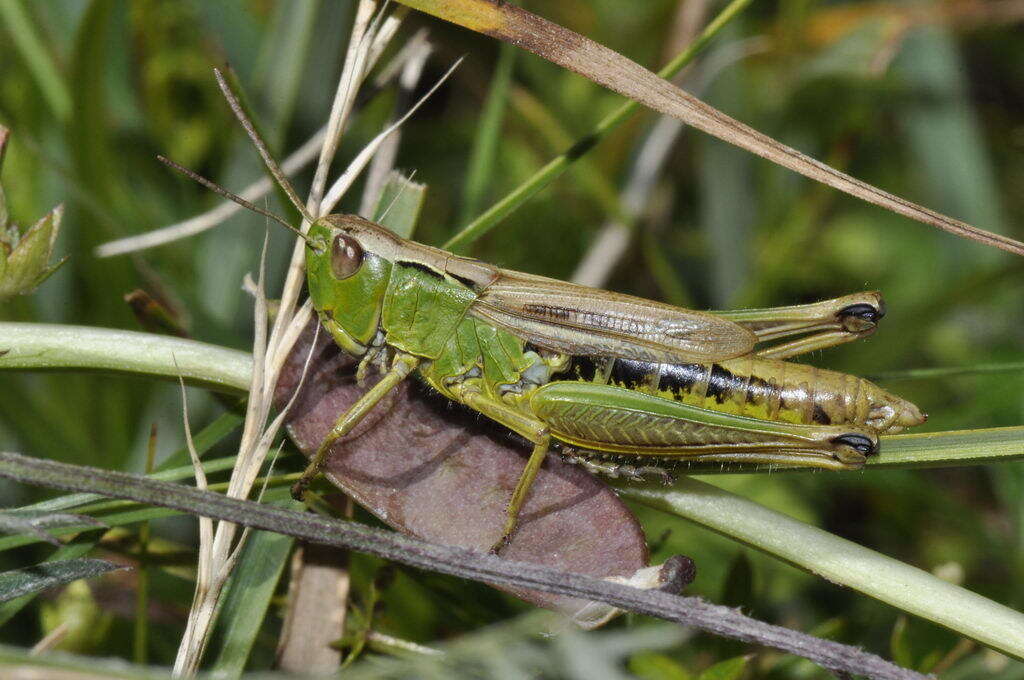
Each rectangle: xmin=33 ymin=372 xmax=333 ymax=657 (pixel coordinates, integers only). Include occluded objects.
xmin=0 ymin=0 xmax=1022 ymax=676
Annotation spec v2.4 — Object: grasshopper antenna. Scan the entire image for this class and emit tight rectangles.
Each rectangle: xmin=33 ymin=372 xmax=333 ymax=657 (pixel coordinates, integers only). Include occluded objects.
xmin=213 ymin=68 xmax=316 ymax=225
xmin=157 ymin=155 xmax=311 ymax=244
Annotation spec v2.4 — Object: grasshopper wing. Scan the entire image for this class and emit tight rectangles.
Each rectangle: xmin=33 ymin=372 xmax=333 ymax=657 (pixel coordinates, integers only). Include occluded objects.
xmin=469 ymin=270 xmax=757 ymax=363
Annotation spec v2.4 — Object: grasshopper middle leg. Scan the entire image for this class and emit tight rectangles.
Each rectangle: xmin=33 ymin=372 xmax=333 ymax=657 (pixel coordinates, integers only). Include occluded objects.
xmin=291 ymin=352 xmax=420 ymax=502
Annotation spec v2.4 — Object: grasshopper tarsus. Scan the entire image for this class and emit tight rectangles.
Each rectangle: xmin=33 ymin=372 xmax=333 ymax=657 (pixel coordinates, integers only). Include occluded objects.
xmin=839 ymin=302 xmax=885 ymax=326
xmin=489 ymin=534 xmax=512 ymax=556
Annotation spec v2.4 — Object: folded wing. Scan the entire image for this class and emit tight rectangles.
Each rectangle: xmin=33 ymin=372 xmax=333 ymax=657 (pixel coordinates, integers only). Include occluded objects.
xmin=469 ymin=270 xmax=757 ymax=364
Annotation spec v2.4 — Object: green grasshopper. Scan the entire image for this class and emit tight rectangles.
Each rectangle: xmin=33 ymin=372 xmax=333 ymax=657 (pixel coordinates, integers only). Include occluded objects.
xmin=163 ymin=77 xmax=926 ymax=553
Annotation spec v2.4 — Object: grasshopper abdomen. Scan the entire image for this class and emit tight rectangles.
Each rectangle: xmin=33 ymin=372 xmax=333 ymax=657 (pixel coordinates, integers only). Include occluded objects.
xmin=559 ymin=353 xmax=924 ymax=434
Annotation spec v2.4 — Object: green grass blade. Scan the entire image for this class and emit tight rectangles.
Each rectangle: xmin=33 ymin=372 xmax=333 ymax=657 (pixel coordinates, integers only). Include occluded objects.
xmin=616 ymin=477 xmax=1024 ymax=661
xmin=254 ymin=0 xmax=321 ymax=149
xmin=0 ymin=0 xmax=71 ymax=122
xmin=208 ymin=504 xmax=298 ymax=679
xmin=372 ymin=171 xmax=427 ymax=239
xmin=0 ymin=557 xmax=123 ymax=604
xmin=0 ymin=510 xmax=103 ymax=546
xmin=896 ymin=26 xmax=1006 ymax=238
xmin=872 ymin=427 xmax=1024 ymax=469
xmin=458 ymin=41 xmax=515 ymax=225
xmin=509 ymin=86 xmax=625 ymax=223
xmin=441 ymin=0 xmax=754 ymax=252
xmin=0 ymin=535 xmax=102 ymax=626
xmin=868 ymin=362 xmax=1024 ymax=382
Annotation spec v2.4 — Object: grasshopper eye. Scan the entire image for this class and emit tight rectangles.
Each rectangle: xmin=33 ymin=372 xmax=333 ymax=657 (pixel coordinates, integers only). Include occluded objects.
xmin=331 ymin=233 xmax=364 ymax=279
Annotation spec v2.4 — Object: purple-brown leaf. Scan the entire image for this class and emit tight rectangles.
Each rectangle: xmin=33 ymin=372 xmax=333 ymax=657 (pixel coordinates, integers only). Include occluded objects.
xmin=274 ymin=321 xmax=650 ymax=620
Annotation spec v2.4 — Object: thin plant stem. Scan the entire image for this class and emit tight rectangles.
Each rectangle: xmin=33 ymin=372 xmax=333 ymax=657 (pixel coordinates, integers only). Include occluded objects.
xmin=442 ymin=0 xmax=754 ymax=252
xmin=132 ymin=425 xmax=157 ymax=665
xmin=4 ymin=321 xmax=1024 ymax=658
xmin=0 ymin=450 xmax=931 ymax=680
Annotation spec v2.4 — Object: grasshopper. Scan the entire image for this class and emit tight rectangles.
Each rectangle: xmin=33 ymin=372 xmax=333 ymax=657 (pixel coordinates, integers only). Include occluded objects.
xmin=163 ymin=77 xmax=926 ymax=553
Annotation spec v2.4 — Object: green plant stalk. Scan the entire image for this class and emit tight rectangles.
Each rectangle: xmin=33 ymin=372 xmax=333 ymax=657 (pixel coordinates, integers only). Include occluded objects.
xmin=208 ymin=502 xmax=297 ymax=679
xmin=459 ymin=41 xmax=516 ymax=225
xmin=615 ymin=478 xmax=1024 ymax=660
xmin=0 ymin=323 xmax=251 ymax=393
xmin=3 ymin=322 xmax=1024 ymax=657
xmin=508 ymin=86 xmax=626 ymax=224
xmin=441 ymin=0 xmax=754 ymax=252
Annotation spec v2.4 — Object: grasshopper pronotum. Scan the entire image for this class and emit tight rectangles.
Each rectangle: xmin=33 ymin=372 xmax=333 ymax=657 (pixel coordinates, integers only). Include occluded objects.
xmin=163 ymin=75 xmax=926 ymax=554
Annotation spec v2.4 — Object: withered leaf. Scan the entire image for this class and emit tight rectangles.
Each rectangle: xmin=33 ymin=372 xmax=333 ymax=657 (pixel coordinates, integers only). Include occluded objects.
xmin=275 ymin=320 xmax=650 ymax=619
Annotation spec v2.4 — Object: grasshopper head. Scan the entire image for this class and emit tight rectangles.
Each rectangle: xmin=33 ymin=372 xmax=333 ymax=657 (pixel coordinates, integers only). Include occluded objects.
xmin=306 ymin=215 xmax=400 ymax=352
xmin=159 ymin=74 xmax=421 ymax=355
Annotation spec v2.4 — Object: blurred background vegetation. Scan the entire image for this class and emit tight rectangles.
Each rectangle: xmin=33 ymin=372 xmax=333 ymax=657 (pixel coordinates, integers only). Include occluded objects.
xmin=0 ymin=0 xmax=1022 ymax=676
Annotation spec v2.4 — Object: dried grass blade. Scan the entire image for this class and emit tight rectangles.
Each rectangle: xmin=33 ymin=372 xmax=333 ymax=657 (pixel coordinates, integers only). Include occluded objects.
xmin=320 ymin=58 xmax=462 ymax=214
xmin=572 ymin=38 xmax=770 ymax=288
xmin=396 ymin=0 xmax=1024 ymax=256
xmin=178 ymin=377 xmax=212 ymax=582
xmin=306 ymin=0 xmax=381 ymax=213
xmin=174 ymin=232 xmax=272 ymax=675
xmin=269 ymin=0 xmax=402 ymax=357
xmin=359 ymin=33 xmax=433 ymax=216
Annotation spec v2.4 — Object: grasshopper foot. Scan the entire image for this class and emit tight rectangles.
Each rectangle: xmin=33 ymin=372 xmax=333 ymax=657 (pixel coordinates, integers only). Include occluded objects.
xmin=489 ymin=533 xmax=512 ymax=556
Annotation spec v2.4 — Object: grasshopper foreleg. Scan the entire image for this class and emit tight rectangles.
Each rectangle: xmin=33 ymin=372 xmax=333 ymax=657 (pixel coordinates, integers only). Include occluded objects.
xmin=291 ymin=352 xmax=420 ymax=502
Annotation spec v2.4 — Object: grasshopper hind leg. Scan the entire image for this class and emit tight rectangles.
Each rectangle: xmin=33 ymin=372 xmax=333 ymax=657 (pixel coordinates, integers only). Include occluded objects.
xmin=531 ymin=381 xmax=879 ymax=471
xmin=453 ymin=385 xmax=552 ymax=554
xmin=493 ymin=434 xmax=551 ymax=555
